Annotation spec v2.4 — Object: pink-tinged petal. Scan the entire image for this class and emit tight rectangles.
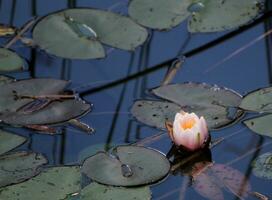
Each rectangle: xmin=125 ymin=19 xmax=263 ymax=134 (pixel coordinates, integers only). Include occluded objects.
xmin=169 ymin=111 xmax=210 ymax=151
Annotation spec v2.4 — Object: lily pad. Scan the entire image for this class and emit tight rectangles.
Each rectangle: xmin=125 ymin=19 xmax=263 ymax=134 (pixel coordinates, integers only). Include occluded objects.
xmin=0 ymin=78 xmax=69 ymax=114
xmin=240 ymin=87 xmax=272 ymax=113
xmin=0 ymin=166 xmax=81 ymax=200
xmin=2 ymin=99 xmax=91 ymax=126
xmin=33 ymin=8 xmax=148 ymax=59
xmin=0 ymin=151 xmax=47 ymax=187
xmin=82 ymin=145 xmax=170 ymax=186
xmin=243 ymin=114 xmax=272 ymax=138
xmin=0 ymin=48 xmax=24 ymax=72
xmin=0 ymin=75 xmax=14 ymax=86
xmin=79 ymin=182 xmax=151 ymax=200
xmin=252 ymin=152 xmax=272 ymax=180
xmin=132 ymin=83 xmax=243 ymax=130
xmin=128 ymin=0 xmax=263 ymax=32
xmin=152 ymin=83 xmax=241 ymax=107
xmin=128 ymin=0 xmax=191 ymax=30
xmin=0 ymin=130 xmax=26 ymax=155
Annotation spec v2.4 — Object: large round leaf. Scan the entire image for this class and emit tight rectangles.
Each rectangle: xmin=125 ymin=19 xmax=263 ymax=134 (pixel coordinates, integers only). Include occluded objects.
xmin=188 ymin=0 xmax=263 ymax=33
xmin=0 ymin=78 xmax=69 ymax=114
xmin=33 ymin=8 xmax=148 ymax=59
xmin=132 ymin=83 xmax=242 ymax=130
xmin=0 ymin=130 xmax=26 ymax=155
xmin=82 ymin=145 xmax=170 ymax=186
xmin=0 ymin=151 xmax=47 ymax=187
xmin=0 ymin=166 xmax=81 ymax=200
xmin=240 ymin=87 xmax=272 ymax=113
xmin=131 ymin=100 xmax=181 ymax=130
xmin=79 ymin=182 xmax=151 ymax=200
xmin=0 ymin=48 xmax=24 ymax=72
xmin=128 ymin=0 xmax=263 ymax=32
xmin=2 ymin=99 xmax=91 ymax=126
xmin=152 ymin=83 xmax=242 ymax=108
xmin=243 ymin=114 xmax=272 ymax=138
xmin=252 ymin=152 xmax=272 ymax=180
xmin=128 ymin=0 xmax=191 ymax=30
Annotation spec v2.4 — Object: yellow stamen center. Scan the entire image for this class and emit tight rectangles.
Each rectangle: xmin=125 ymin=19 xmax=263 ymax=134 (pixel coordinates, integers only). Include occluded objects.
xmin=181 ymin=118 xmax=196 ymax=130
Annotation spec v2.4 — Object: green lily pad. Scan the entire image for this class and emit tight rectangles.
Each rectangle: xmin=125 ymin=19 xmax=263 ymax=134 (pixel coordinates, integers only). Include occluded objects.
xmin=33 ymin=8 xmax=148 ymax=59
xmin=152 ymin=83 xmax=241 ymax=108
xmin=128 ymin=0 xmax=263 ymax=32
xmin=2 ymin=99 xmax=91 ymax=126
xmin=0 ymin=78 xmax=69 ymax=114
xmin=0 ymin=130 xmax=26 ymax=155
xmin=82 ymin=145 xmax=170 ymax=186
xmin=252 ymin=152 xmax=272 ymax=180
xmin=132 ymin=83 xmax=243 ymax=130
xmin=0 ymin=48 xmax=24 ymax=72
xmin=188 ymin=0 xmax=263 ymax=33
xmin=240 ymin=87 xmax=272 ymax=113
xmin=243 ymin=114 xmax=272 ymax=138
xmin=0 ymin=151 xmax=47 ymax=187
xmin=128 ymin=0 xmax=191 ymax=30
xmin=0 ymin=75 xmax=14 ymax=86
xmin=0 ymin=166 xmax=81 ymax=200
xmin=79 ymin=182 xmax=151 ymax=200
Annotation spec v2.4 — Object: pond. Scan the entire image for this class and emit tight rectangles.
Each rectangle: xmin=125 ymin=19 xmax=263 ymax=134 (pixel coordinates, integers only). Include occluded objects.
xmin=0 ymin=0 xmax=272 ymax=199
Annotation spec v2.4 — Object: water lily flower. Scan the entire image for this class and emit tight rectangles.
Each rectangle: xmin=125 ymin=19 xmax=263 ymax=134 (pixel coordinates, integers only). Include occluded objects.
xmin=166 ymin=111 xmax=210 ymax=151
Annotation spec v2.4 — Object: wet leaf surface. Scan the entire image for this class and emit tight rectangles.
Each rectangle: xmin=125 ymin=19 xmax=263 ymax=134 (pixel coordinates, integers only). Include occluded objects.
xmin=0 ymin=129 xmax=26 ymax=155
xmin=240 ymin=87 xmax=272 ymax=113
xmin=252 ymin=152 xmax=272 ymax=180
xmin=33 ymin=8 xmax=148 ymax=59
xmin=79 ymin=182 xmax=151 ymax=200
xmin=0 ymin=48 xmax=24 ymax=72
xmin=132 ymin=83 xmax=243 ymax=130
xmin=243 ymin=114 xmax=272 ymax=138
xmin=2 ymin=99 xmax=91 ymax=126
xmin=129 ymin=0 xmax=263 ymax=32
xmin=0 ymin=78 xmax=91 ymax=127
xmin=82 ymin=145 xmax=170 ymax=186
xmin=0 ymin=151 xmax=47 ymax=187
xmin=0 ymin=166 xmax=81 ymax=200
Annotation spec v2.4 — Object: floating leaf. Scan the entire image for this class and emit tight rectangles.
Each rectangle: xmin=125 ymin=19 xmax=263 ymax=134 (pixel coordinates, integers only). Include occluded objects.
xmin=188 ymin=0 xmax=263 ymax=32
xmin=129 ymin=0 xmax=263 ymax=32
xmin=0 ymin=78 xmax=69 ymax=114
xmin=82 ymin=145 xmax=170 ymax=186
xmin=0 ymin=130 xmax=26 ymax=155
xmin=243 ymin=114 xmax=272 ymax=137
xmin=252 ymin=152 xmax=272 ymax=180
xmin=79 ymin=182 xmax=151 ymax=200
xmin=33 ymin=8 xmax=148 ymax=59
xmin=132 ymin=83 xmax=242 ymax=130
xmin=193 ymin=163 xmax=251 ymax=200
xmin=0 ymin=151 xmax=47 ymax=187
xmin=0 ymin=166 xmax=81 ymax=200
xmin=128 ymin=0 xmax=191 ymax=30
xmin=0 ymin=48 xmax=24 ymax=72
xmin=2 ymin=99 xmax=91 ymax=126
xmin=240 ymin=87 xmax=272 ymax=112
xmin=152 ymin=83 xmax=241 ymax=108
xmin=0 ymin=75 xmax=14 ymax=86
xmin=131 ymin=100 xmax=181 ymax=130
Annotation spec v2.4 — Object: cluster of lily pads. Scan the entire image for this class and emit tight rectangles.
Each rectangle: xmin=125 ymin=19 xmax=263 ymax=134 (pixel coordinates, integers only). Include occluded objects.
xmin=0 ymin=0 xmax=271 ymax=199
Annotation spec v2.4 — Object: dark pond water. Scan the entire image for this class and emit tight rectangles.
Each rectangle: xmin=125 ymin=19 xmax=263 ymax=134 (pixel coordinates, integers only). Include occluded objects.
xmin=0 ymin=0 xmax=272 ymax=199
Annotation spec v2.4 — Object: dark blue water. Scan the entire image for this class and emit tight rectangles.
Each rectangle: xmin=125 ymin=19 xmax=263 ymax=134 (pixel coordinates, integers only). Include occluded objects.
xmin=0 ymin=0 xmax=271 ymax=199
